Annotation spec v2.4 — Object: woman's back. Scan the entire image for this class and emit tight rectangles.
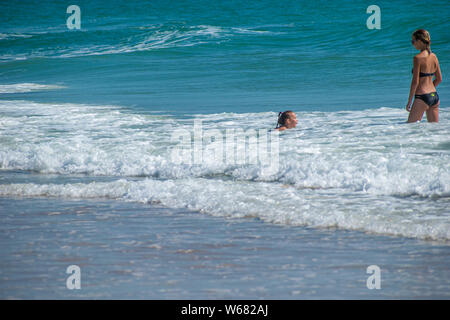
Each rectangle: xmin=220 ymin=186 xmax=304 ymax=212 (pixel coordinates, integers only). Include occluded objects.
xmin=414 ymin=51 xmax=438 ymax=94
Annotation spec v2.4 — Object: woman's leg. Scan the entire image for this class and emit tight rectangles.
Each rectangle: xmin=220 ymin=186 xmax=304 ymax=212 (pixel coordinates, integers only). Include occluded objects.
xmin=407 ymin=98 xmax=428 ymax=123
xmin=426 ymin=101 xmax=439 ymax=122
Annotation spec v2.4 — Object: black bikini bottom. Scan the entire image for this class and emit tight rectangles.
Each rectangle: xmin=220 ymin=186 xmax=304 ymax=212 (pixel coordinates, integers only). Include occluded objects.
xmin=414 ymin=92 xmax=439 ymax=107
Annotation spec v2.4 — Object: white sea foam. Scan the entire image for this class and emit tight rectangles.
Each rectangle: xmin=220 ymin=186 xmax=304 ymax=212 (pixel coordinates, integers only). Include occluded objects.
xmin=1 ymin=178 xmax=449 ymax=241
xmin=0 ymin=33 xmax=33 ymax=40
xmin=0 ymin=25 xmax=277 ymax=61
xmin=1 ymin=100 xmax=449 ymax=240
xmin=59 ymin=25 xmax=249 ymax=57
xmin=0 ymin=83 xmax=65 ymax=93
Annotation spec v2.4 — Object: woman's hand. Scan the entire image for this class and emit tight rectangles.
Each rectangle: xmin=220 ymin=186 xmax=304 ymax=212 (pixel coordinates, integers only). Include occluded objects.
xmin=406 ymin=101 xmax=412 ymax=112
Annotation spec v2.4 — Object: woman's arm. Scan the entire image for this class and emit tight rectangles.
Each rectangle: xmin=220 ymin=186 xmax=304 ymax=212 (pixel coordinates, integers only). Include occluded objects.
xmin=434 ymin=55 xmax=442 ymax=88
xmin=406 ymin=56 xmax=420 ymax=112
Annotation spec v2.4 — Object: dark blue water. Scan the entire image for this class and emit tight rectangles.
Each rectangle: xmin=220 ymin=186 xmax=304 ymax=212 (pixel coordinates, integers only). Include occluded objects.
xmin=1 ymin=0 xmax=449 ymax=113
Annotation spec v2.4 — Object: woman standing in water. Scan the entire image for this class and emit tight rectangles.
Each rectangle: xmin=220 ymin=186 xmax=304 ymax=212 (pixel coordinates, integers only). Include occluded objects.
xmin=406 ymin=29 xmax=442 ymax=122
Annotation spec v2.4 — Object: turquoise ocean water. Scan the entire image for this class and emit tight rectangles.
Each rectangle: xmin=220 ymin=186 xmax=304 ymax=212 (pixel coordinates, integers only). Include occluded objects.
xmin=1 ymin=0 xmax=449 ymax=112
xmin=1 ymin=0 xmax=450 ymax=298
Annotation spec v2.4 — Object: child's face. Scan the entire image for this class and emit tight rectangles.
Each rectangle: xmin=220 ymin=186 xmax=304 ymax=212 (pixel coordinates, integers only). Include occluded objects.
xmin=286 ymin=113 xmax=298 ymax=128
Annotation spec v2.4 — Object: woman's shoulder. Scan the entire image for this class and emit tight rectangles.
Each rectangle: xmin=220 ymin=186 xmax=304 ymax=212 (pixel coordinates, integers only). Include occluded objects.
xmin=414 ymin=51 xmax=426 ymax=59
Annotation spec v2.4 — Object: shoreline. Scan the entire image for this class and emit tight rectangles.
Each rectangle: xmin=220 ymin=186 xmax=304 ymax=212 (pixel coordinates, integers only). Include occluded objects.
xmin=1 ymin=196 xmax=449 ymax=299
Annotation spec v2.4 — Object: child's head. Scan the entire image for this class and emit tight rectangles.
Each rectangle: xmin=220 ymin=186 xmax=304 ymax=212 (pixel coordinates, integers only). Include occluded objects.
xmin=276 ymin=110 xmax=298 ymax=129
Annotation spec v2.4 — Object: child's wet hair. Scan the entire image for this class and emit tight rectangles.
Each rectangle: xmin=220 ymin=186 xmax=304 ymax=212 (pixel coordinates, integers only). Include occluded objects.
xmin=276 ymin=110 xmax=294 ymax=128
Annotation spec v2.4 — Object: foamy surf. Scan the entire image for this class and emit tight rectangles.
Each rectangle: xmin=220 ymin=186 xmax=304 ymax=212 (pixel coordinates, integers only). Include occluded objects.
xmin=1 ymin=99 xmax=449 ymax=241
xmin=0 ymin=24 xmax=280 ymax=61
xmin=1 ymin=178 xmax=449 ymax=241
xmin=0 ymin=83 xmax=65 ymax=93
xmin=0 ymin=100 xmax=448 ymax=196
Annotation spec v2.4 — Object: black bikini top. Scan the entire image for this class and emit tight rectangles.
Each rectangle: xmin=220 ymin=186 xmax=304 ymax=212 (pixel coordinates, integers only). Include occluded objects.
xmin=412 ymin=68 xmax=435 ymax=77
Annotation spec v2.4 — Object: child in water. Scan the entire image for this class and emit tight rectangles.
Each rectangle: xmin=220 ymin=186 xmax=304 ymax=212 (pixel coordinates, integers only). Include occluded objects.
xmin=275 ymin=110 xmax=298 ymax=131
